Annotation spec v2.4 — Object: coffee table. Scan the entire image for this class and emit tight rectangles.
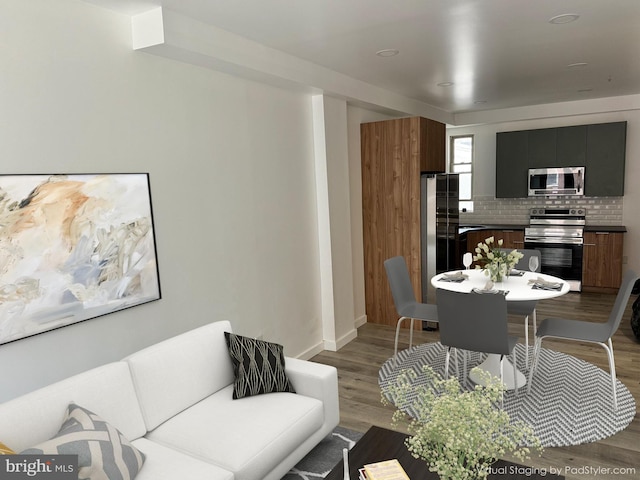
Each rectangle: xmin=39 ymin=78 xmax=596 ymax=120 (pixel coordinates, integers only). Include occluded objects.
xmin=325 ymin=426 xmax=563 ymax=480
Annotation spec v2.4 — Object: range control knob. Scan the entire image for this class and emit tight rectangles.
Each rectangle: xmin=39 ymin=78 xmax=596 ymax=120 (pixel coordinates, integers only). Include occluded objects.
xmin=570 ymin=209 xmax=576 ymax=215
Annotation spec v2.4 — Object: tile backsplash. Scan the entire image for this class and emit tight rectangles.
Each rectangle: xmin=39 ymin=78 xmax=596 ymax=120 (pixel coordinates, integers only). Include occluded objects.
xmin=462 ymin=196 xmax=623 ymax=226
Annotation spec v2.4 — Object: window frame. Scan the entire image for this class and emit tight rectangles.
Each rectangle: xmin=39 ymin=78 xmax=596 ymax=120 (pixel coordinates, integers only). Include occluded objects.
xmin=449 ymin=134 xmax=474 ymax=210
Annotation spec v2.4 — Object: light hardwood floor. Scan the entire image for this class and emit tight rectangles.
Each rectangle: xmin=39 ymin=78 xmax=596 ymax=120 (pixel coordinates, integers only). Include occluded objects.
xmin=311 ymin=291 xmax=640 ymax=480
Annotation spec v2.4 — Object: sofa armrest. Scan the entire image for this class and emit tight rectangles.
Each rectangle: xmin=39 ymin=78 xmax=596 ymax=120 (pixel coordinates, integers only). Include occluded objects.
xmin=284 ymin=357 xmax=340 ymax=430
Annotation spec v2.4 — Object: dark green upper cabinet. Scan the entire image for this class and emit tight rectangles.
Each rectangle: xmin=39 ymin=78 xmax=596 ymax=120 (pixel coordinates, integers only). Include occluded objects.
xmin=556 ymin=125 xmax=587 ymax=167
xmin=585 ymin=122 xmax=627 ymax=196
xmin=527 ymin=128 xmax=557 ymax=167
xmin=495 ymin=121 xmax=626 ymax=198
xmin=496 ymin=131 xmax=528 ymax=198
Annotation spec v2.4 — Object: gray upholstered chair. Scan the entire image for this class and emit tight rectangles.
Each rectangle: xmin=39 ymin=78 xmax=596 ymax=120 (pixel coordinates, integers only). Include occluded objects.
xmin=497 ymin=248 xmax=541 ymax=367
xmin=436 ymin=288 xmax=520 ymax=405
xmin=384 ymin=256 xmax=438 ymax=365
xmin=527 ymin=269 xmax=640 ymax=410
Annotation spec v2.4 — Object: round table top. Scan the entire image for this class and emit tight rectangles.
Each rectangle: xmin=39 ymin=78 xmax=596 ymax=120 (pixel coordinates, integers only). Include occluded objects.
xmin=431 ymin=268 xmax=570 ymax=301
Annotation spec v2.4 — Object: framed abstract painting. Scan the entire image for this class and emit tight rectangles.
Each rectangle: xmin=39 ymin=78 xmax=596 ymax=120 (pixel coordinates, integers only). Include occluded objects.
xmin=0 ymin=173 xmax=161 ymax=345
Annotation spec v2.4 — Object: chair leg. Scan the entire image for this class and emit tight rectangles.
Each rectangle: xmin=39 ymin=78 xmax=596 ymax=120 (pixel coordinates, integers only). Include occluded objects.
xmin=409 ymin=318 xmax=415 ymax=349
xmin=444 ymin=347 xmax=451 ymax=379
xmin=499 ymin=355 xmax=504 ymax=408
xmin=393 ymin=317 xmax=409 ymax=367
xmin=526 ymin=337 xmax=543 ymax=394
xmin=513 ymin=347 xmax=519 ymax=396
xmin=602 ymin=338 xmax=618 ymax=411
xmin=524 ymin=315 xmax=529 ymax=368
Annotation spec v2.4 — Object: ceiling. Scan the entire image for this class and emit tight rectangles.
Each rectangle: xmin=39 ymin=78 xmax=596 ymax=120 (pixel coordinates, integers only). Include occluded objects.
xmin=84 ymin=0 xmax=640 ymax=115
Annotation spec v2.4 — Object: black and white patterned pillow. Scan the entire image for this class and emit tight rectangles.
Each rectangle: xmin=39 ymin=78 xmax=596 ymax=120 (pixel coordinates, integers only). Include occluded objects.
xmin=21 ymin=403 xmax=145 ymax=479
xmin=224 ymin=332 xmax=296 ymax=399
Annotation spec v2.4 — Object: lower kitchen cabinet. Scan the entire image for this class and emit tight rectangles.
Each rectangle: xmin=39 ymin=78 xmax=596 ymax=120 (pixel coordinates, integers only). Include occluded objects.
xmin=582 ymin=231 xmax=624 ymax=291
xmin=466 ymin=229 xmax=524 ymax=252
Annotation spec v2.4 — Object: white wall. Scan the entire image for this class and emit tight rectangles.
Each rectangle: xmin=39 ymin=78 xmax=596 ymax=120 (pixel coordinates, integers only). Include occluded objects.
xmin=0 ymin=0 xmax=324 ymax=401
xmin=447 ymin=109 xmax=640 ymax=273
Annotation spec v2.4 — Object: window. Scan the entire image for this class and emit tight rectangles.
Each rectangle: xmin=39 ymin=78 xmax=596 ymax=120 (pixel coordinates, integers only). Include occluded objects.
xmin=450 ymin=135 xmax=474 ymax=212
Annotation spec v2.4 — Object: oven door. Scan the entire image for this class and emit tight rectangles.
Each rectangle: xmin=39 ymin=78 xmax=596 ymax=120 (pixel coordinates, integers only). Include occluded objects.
xmin=524 ymin=236 xmax=583 ymax=291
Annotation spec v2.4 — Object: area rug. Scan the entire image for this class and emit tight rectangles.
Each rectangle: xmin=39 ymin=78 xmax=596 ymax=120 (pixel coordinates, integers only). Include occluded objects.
xmin=379 ymin=342 xmax=636 ymax=447
xmin=282 ymin=426 xmax=363 ymax=479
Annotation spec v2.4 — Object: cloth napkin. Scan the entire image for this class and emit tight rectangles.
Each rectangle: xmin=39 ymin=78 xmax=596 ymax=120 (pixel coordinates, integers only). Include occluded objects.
xmin=439 ymin=272 xmax=469 ymax=283
xmin=508 ymin=269 xmax=525 ymax=277
xmin=528 ymin=276 xmax=563 ymax=291
xmin=471 ymin=279 xmax=508 ymax=295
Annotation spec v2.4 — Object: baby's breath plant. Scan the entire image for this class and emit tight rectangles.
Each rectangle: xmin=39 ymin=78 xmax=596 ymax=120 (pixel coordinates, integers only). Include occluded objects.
xmin=473 ymin=236 xmax=524 ymax=283
xmin=382 ymin=366 xmax=541 ymax=480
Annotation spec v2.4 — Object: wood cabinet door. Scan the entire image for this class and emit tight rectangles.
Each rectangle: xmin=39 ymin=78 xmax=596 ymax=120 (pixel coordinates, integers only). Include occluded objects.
xmin=556 ymin=125 xmax=587 ymax=167
xmin=420 ymin=118 xmax=446 ymax=173
xmin=361 ymin=118 xmax=422 ymax=327
xmin=527 ymin=128 xmax=557 ymax=167
xmin=499 ymin=230 xmax=525 ymax=250
xmin=582 ymin=232 xmax=624 ymax=289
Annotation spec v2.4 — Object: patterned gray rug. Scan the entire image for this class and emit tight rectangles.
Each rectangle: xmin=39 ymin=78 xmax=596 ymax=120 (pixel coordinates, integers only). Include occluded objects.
xmin=282 ymin=426 xmax=363 ymax=479
xmin=379 ymin=342 xmax=635 ymax=447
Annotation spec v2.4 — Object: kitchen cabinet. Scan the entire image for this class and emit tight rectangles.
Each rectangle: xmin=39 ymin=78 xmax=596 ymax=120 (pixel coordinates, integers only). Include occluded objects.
xmin=361 ymin=116 xmax=445 ymax=326
xmin=527 ymin=128 xmax=557 ymax=167
xmin=495 ymin=122 xmax=626 ymax=198
xmin=465 ymin=229 xmax=524 ymax=267
xmin=585 ymin=122 xmax=627 ymax=196
xmin=496 ymin=131 xmax=528 ymax=198
xmin=582 ymin=231 xmax=624 ymax=291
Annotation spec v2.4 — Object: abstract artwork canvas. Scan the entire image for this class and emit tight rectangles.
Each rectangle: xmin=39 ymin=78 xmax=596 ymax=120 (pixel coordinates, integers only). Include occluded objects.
xmin=0 ymin=173 xmax=161 ymax=345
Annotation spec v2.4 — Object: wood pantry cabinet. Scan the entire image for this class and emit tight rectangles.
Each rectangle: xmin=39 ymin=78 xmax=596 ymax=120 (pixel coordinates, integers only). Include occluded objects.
xmin=582 ymin=231 xmax=624 ymax=292
xmin=361 ymin=116 xmax=445 ymax=327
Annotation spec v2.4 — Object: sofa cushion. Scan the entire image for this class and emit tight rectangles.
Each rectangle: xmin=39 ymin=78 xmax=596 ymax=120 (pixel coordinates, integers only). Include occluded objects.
xmin=146 ymin=385 xmax=324 ymax=480
xmin=224 ymin=332 xmax=296 ymax=399
xmin=125 ymin=321 xmax=236 ymax=431
xmin=0 ymin=441 xmax=15 ymax=454
xmin=0 ymin=362 xmax=147 ymax=452
xmin=132 ymin=438 xmax=234 ymax=480
xmin=22 ymin=403 xmax=145 ymax=480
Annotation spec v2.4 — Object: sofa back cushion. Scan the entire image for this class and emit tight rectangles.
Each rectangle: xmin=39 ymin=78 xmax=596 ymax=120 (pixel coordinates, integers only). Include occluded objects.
xmin=0 ymin=362 xmax=147 ymax=452
xmin=124 ymin=321 xmax=235 ymax=431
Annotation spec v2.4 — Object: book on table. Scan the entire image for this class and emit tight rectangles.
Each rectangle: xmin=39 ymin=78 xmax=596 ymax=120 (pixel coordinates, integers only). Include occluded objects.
xmin=361 ymin=459 xmax=410 ymax=480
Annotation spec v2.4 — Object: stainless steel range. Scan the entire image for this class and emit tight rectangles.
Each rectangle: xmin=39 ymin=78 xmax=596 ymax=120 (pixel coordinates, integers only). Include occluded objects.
xmin=524 ymin=207 xmax=586 ymax=291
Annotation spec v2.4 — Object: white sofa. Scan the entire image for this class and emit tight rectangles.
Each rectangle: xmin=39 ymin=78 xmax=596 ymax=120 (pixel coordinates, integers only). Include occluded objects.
xmin=0 ymin=321 xmax=340 ymax=480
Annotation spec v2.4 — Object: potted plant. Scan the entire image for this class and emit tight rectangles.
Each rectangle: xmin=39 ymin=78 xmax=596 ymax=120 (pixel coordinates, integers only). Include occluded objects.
xmin=382 ymin=366 xmax=541 ymax=480
xmin=472 ymin=236 xmax=523 ymax=283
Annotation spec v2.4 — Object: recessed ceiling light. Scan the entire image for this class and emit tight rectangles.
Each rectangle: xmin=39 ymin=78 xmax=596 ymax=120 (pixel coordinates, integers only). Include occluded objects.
xmin=578 ymin=88 xmax=593 ymax=93
xmin=474 ymin=100 xmax=487 ymax=105
xmin=567 ymin=62 xmax=588 ymax=68
xmin=549 ymin=13 xmax=580 ymax=24
xmin=376 ymin=49 xmax=399 ymax=57
xmin=437 ymin=82 xmax=454 ymax=87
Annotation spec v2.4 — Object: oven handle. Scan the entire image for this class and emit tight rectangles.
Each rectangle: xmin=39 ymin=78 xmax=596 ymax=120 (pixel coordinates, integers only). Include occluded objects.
xmin=524 ymin=236 xmax=584 ymax=245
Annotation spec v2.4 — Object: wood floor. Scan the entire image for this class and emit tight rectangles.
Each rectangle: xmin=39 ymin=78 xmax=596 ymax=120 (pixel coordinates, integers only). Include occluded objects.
xmin=311 ymin=291 xmax=640 ymax=480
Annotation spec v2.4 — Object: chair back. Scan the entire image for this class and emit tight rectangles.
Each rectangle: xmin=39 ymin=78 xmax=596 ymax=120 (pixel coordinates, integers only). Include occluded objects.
xmin=605 ymin=269 xmax=640 ymax=336
xmin=384 ymin=256 xmax=417 ymax=315
xmin=496 ymin=248 xmax=541 ymax=272
xmin=436 ymin=289 xmax=511 ymax=355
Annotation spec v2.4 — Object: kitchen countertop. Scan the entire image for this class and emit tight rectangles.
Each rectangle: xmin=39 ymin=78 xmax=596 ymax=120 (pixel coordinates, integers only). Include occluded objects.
xmin=459 ymin=224 xmax=626 ymax=233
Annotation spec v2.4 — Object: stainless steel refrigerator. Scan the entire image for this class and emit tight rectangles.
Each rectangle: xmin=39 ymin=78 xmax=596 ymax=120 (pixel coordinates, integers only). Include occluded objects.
xmin=420 ymin=173 xmax=460 ymax=304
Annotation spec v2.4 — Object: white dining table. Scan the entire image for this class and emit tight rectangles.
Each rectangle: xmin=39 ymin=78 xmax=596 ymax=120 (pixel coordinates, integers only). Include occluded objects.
xmin=431 ymin=268 xmax=570 ymax=389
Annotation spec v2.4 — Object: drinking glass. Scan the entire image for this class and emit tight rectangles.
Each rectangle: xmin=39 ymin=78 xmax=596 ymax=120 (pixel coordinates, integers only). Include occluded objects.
xmin=528 ymin=256 xmax=539 ymax=273
xmin=463 ymin=252 xmax=473 ymax=270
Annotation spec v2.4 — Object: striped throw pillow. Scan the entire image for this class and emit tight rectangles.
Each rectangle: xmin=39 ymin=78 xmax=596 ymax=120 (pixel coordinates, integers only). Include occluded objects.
xmin=0 ymin=441 xmax=15 ymax=454
xmin=21 ymin=403 xmax=145 ymax=479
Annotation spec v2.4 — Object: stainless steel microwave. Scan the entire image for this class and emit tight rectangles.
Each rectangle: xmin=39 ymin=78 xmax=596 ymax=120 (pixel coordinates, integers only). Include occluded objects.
xmin=528 ymin=166 xmax=585 ymax=196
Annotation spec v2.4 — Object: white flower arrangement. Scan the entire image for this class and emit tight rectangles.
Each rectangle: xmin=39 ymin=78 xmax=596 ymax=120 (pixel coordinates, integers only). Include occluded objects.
xmin=473 ymin=236 xmax=524 ymax=283
xmin=382 ymin=366 xmax=541 ymax=480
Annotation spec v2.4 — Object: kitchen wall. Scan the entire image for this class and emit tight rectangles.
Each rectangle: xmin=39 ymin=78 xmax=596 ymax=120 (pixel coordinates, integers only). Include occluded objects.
xmin=447 ymin=109 xmax=640 ymax=271
xmin=0 ymin=0 xmax=325 ymax=402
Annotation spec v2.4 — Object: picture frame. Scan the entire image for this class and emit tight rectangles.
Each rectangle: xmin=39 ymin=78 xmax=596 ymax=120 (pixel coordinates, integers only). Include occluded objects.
xmin=0 ymin=173 xmax=161 ymax=345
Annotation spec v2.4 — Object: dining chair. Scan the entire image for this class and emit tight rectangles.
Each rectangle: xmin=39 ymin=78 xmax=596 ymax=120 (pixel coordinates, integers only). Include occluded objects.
xmin=497 ymin=248 xmax=541 ymax=367
xmin=527 ymin=269 xmax=640 ymax=410
xmin=436 ymin=288 xmax=520 ymax=405
xmin=384 ymin=256 xmax=438 ymax=365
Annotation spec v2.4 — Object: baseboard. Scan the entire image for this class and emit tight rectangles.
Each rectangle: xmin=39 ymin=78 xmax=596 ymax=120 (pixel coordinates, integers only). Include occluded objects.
xmin=296 ymin=342 xmax=326 ymax=361
xmin=323 ymin=327 xmax=358 ymax=352
xmin=354 ymin=314 xmax=367 ymax=328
